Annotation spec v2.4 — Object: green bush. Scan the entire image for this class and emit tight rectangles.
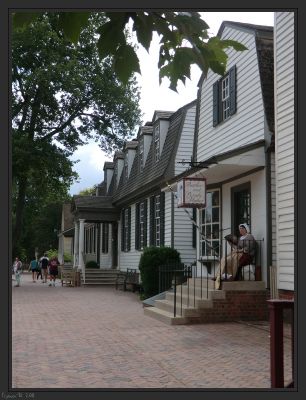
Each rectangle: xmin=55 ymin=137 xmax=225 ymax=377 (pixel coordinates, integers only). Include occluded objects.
xmin=64 ymin=252 xmax=73 ymax=263
xmin=46 ymin=249 xmax=58 ymax=259
xmin=138 ymin=246 xmax=181 ymax=298
xmin=85 ymin=260 xmax=99 ymax=269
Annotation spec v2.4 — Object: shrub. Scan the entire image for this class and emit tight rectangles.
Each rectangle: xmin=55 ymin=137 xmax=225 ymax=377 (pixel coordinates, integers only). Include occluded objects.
xmin=85 ymin=260 xmax=99 ymax=269
xmin=64 ymin=252 xmax=73 ymax=263
xmin=138 ymin=246 xmax=181 ymax=298
xmin=46 ymin=249 xmax=58 ymax=259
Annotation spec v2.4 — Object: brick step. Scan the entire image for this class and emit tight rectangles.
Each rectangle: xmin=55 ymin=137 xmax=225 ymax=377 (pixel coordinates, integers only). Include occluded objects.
xmin=144 ymin=280 xmax=268 ymax=325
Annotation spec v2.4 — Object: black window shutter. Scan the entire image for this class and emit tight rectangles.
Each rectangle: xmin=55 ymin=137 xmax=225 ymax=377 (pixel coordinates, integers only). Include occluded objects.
xmin=121 ymin=210 xmax=125 ymax=251
xmin=150 ymin=196 xmax=155 ymax=246
xmin=229 ymin=65 xmax=237 ymax=116
xmin=213 ymin=81 xmax=220 ymax=127
xmin=143 ymin=200 xmax=148 ymax=247
xmin=160 ymin=191 xmax=165 ymax=246
xmin=192 ymin=208 xmax=197 ymax=248
xmin=128 ymin=207 xmax=131 ymax=251
xmin=135 ymin=203 xmax=140 ymax=250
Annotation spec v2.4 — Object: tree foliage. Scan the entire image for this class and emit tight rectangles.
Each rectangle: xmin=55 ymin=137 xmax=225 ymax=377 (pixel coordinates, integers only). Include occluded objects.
xmin=12 ymin=13 xmax=141 ymax=255
xmin=13 ymin=11 xmax=247 ymax=91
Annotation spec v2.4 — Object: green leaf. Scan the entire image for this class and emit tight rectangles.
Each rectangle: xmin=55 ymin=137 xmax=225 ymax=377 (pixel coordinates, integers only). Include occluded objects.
xmin=97 ymin=21 xmax=126 ymax=59
xmin=58 ymin=12 xmax=90 ymax=44
xmin=209 ymin=61 xmax=226 ymax=76
xmin=114 ymin=44 xmax=141 ymax=85
xmin=173 ymin=13 xmax=210 ymax=37
xmin=132 ymin=14 xmax=153 ymax=51
xmin=13 ymin=12 xmax=40 ymax=29
xmin=220 ymin=39 xmax=248 ymax=51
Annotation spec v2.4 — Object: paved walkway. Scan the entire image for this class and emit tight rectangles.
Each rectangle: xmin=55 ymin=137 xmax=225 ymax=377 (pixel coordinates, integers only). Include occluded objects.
xmin=12 ymin=272 xmax=293 ymax=389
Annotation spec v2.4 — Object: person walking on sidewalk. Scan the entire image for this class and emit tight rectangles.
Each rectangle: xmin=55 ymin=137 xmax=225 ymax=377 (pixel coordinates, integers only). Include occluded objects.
xmin=48 ymin=256 xmax=60 ymax=287
xmin=29 ymin=257 xmax=39 ymax=282
xmin=36 ymin=261 xmax=43 ymax=281
xmin=12 ymin=257 xmax=23 ymax=287
xmin=39 ymin=253 xmax=49 ymax=283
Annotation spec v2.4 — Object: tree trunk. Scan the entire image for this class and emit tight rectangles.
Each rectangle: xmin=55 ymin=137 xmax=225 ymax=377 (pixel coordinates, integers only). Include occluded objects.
xmin=12 ymin=175 xmax=28 ymax=257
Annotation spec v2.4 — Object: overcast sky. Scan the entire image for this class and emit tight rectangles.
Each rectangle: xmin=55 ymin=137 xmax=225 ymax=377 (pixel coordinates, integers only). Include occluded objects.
xmin=69 ymin=11 xmax=275 ymax=195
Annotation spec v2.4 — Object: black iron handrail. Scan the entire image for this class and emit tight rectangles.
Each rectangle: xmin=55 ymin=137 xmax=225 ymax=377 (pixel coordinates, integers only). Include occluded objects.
xmin=158 ymin=239 xmax=263 ymax=318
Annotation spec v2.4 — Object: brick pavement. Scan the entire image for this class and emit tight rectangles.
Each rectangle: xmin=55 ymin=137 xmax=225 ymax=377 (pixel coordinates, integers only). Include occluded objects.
xmin=11 ymin=272 xmax=293 ymax=389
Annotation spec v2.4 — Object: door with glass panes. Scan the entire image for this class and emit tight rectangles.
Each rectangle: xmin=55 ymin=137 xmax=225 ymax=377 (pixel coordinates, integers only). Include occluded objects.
xmin=199 ymin=190 xmax=221 ymax=273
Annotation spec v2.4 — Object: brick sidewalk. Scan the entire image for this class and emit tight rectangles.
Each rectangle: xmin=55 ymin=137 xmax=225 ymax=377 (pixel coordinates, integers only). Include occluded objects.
xmin=11 ymin=272 xmax=293 ymax=389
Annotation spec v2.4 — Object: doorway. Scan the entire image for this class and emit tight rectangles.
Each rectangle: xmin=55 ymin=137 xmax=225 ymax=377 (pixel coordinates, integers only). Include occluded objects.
xmin=231 ymin=182 xmax=251 ymax=237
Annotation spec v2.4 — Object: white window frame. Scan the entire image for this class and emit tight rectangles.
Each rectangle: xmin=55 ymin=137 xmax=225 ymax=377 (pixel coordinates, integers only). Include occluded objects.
xmin=139 ymin=138 xmax=144 ymax=172
xmin=140 ymin=202 xmax=145 ymax=250
xmin=154 ymin=124 xmax=160 ymax=162
xmin=155 ymin=195 xmax=161 ymax=247
xmin=124 ymin=209 xmax=129 ymax=252
xmin=199 ymin=190 xmax=221 ymax=260
xmin=221 ymin=75 xmax=230 ymax=121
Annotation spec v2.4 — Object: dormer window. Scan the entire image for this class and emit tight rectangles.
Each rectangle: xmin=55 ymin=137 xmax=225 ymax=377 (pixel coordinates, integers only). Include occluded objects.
xmin=124 ymin=154 xmax=128 ymax=180
xmin=213 ymin=65 xmax=236 ymax=126
xmin=139 ymin=138 xmax=144 ymax=172
xmin=114 ymin=162 xmax=118 ymax=184
xmin=154 ymin=124 xmax=160 ymax=162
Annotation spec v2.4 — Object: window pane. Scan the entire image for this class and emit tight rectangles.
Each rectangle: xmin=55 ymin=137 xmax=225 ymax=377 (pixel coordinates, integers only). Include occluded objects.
xmin=206 ymin=225 xmax=211 ymax=238
xmin=212 ymin=207 xmax=219 ymax=222
xmin=212 ymin=224 xmax=219 ymax=239
xmin=212 ymin=191 xmax=219 ymax=206
xmin=199 ymin=190 xmax=220 ymax=259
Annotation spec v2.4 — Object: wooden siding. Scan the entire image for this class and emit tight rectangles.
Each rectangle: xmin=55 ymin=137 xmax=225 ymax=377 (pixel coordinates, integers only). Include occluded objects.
xmin=197 ymin=27 xmax=265 ymax=161
xmin=118 ymin=204 xmax=142 ymax=270
xmin=175 ymin=105 xmax=196 ymax=175
xmin=275 ymin=12 xmax=294 ymax=291
xmin=173 ymin=197 xmax=196 ymax=264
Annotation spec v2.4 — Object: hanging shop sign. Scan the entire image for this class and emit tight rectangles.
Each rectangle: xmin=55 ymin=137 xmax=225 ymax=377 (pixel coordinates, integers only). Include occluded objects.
xmin=177 ymin=177 xmax=207 ymax=208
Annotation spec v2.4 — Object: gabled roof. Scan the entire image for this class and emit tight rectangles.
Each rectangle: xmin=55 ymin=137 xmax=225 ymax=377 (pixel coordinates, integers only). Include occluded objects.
xmin=152 ymin=110 xmax=175 ymax=122
xmin=217 ymin=21 xmax=273 ymax=38
xmin=71 ymin=195 xmax=120 ymax=222
xmin=112 ymin=100 xmax=197 ymax=206
xmin=72 ymin=195 xmax=115 ymax=210
xmin=197 ymin=20 xmax=274 ymax=137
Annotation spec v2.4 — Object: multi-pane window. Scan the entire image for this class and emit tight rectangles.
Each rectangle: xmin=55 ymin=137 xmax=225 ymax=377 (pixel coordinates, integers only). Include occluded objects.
xmin=155 ymin=195 xmax=161 ymax=247
xmin=124 ymin=209 xmax=129 ymax=252
xmin=213 ymin=65 xmax=236 ymax=126
xmin=85 ymin=225 xmax=96 ymax=254
xmin=199 ymin=190 xmax=220 ymax=259
xmin=221 ymin=75 xmax=230 ymax=121
xmin=136 ymin=200 xmax=147 ymax=250
xmin=102 ymin=223 xmax=109 ymax=254
xmin=124 ymin=154 xmax=128 ymax=180
xmin=139 ymin=138 xmax=144 ymax=172
xmin=140 ymin=202 xmax=145 ymax=249
xmin=154 ymin=124 xmax=160 ymax=162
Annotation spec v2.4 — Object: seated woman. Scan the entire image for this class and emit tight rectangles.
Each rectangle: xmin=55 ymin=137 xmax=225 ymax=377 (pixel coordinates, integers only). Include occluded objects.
xmin=214 ymin=223 xmax=256 ymax=289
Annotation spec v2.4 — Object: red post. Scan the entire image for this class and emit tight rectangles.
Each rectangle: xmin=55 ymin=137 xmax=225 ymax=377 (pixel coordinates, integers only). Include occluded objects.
xmin=267 ymin=299 xmax=294 ymax=388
